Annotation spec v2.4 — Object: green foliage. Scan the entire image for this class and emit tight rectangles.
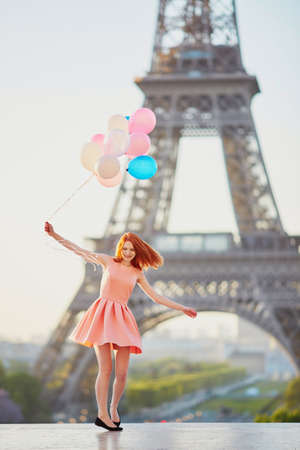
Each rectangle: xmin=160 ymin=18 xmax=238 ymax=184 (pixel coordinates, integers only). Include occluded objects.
xmin=255 ymin=406 xmax=300 ymax=423
xmin=284 ymin=376 xmax=300 ymax=409
xmin=254 ymin=376 xmax=300 ymax=423
xmin=3 ymin=371 xmax=46 ymax=421
xmin=199 ymin=397 xmax=272 ymax=416
xmin=255 ymin=414 xmax=272 ymax=422
xmin=128 ymin=357 xmax=230 ymax=381
xmin=272 ymin=406 xmax=300 ymax=422
xmin=6 ymin=360 xmax=31 ymax=375
xmin=126 ymin=366 xmax=246 ymax=411
xmin=0 ymin=360 xmax=6 ymax=387
xmin=1 ymin=361 xmax=52 ymax=423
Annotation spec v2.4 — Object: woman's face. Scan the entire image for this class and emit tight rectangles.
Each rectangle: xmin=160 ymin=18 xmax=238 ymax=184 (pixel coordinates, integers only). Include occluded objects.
xmin=121 ymin=241 xmax=136 ymax=262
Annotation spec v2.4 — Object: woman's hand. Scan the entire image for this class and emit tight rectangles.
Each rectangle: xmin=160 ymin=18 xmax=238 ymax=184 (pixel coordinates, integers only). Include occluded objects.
xmin=44 ymin=221 xmax=55 ymax=236
xmin=182 ymin=306 xmax=197 ymax=318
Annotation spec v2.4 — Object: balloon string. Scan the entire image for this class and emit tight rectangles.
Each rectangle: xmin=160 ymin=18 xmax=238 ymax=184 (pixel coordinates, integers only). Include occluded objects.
xmin=46 ymin=173 xmax=95 ymax=221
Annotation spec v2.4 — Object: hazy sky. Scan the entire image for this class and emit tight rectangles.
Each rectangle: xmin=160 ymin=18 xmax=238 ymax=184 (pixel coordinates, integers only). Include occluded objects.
xmin=1 ymin=0 xmax=299 ymax=342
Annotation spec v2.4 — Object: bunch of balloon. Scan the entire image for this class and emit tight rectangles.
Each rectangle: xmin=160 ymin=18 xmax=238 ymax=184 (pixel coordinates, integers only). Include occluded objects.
xmin=46 ymin=108 xmax=157 ymax=223
xmin=80 ymin=108 xmax=157 ymax=187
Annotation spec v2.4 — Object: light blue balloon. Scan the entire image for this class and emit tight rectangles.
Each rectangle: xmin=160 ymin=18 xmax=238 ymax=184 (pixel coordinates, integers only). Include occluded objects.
xmin=127 ymin=155 xmax=157 ymax=179
xmin=125 ymin=115 xmax=130 ymax=120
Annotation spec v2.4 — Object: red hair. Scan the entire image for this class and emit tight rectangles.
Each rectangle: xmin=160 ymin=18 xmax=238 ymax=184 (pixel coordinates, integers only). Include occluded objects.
xmin=113 ymin=232 xmax=164 ymax=271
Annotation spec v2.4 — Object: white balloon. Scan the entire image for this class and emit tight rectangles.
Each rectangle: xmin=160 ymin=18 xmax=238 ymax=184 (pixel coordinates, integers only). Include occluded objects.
xmin=94 ymin=155 xmax=120 ymax=179
xmin=106 ymin=129 xmax=130 ymax=157
xmin=80 ymin=142 xmax=104 ymax=171
xmin=108 ymin=114 xmax=129 ymax=133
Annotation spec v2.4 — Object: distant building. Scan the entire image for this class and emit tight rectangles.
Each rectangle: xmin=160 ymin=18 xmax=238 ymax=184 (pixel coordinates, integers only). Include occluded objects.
xmin=229 ymin=318 xmax=296 ymax=378
xmin=141 ymin=335 xmax=227 ymax=362
xmin=228 ymin=350 xmax=265 ymax=375
xmin=236 ymin=317 xmax=269 ymax=349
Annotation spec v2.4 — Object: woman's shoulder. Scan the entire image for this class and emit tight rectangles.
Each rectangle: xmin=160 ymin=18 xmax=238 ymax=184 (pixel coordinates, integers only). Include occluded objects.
xmin=96 ymin=253 xmax=115 ymax=268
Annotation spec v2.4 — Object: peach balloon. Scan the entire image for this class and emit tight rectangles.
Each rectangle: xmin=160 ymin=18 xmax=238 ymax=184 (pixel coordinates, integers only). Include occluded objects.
xmin=128 ymin=108 xmax=156 ymax=134
xmin=108 ymin=114 xmax=129 ymax=133
xmin=94 ymin=155 xmax=120 ymax=179
xmin=80 ymin=142 xmax=103 ymax=172
xmin=95 ymin=170 xmax=123 ymax=188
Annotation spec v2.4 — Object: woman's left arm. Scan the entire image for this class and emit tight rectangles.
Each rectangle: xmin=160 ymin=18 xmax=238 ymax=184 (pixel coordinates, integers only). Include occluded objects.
xmin=137 ymin=272 xmax=197 ymax=318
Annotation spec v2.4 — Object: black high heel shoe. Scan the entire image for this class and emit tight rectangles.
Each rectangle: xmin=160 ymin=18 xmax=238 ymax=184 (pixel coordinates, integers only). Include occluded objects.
xmin=111 ymin=408 xmax=121 ymax=426
xmin=94 ymin=416 xmax=123 ymax=431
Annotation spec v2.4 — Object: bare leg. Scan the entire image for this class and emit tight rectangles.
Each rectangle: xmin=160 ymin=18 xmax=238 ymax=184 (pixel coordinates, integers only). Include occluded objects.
xmin=110 ymin=345 xmax=130 ymax=422
xmin=94 ymin=343 xmax=117 ymax=428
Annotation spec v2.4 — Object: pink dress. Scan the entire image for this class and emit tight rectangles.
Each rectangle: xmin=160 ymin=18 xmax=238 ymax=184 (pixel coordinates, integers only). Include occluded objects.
xmin=69 ymin=255 xmax=143 ymax=354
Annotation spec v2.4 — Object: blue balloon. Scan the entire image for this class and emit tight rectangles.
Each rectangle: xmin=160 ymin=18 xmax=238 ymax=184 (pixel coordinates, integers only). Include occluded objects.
xmin=125 ymin=115 xmax=130 ymax=121
xmin=127 ymin=155 xmax=157 ymax=179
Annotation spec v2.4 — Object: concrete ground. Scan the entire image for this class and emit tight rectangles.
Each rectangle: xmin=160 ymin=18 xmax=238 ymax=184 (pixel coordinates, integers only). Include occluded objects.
xmin=1 ymin=423 xmax=299 ymax=450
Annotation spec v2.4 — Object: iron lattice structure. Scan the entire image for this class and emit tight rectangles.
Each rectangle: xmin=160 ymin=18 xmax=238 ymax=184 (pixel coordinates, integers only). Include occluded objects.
xmin=34 ymin=0 xmax=300 ymax=412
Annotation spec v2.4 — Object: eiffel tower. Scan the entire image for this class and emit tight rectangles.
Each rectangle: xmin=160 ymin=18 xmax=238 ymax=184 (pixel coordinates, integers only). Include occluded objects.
xmin=34 ymin=0 xmax=300 ymax=412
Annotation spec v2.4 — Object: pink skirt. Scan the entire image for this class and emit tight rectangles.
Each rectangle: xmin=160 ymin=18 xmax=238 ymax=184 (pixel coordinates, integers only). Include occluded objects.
xmin=69 ymin=297 xmax=142 ymax=354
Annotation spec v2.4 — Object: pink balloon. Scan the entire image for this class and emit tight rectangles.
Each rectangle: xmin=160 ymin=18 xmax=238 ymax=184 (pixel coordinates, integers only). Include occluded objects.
xmin=91 ymin=133 xmax=105 ymax=146
xmin=95 ymin=170 xmax=123 ymax=188
xmin=128 ymin=108 xmax=156 ymax=134
xmin=125 ymin=132 xmax=150 ymax=158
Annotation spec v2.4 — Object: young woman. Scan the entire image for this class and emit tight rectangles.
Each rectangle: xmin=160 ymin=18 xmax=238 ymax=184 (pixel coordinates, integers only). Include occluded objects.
xmin=44 ymin=221 xmax=197 ymax=431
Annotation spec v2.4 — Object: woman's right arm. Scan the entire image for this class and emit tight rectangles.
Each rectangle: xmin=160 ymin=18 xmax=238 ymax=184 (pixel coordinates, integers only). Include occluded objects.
xmin=44 ymin=221 xmax=109 ymax=267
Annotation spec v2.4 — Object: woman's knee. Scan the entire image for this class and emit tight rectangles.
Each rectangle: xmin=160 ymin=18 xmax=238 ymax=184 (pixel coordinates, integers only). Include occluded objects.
xmin=115 ymin=371 xmax=128 ymax=383
xmin=100 ymin=365 xmax=113 ymax=377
